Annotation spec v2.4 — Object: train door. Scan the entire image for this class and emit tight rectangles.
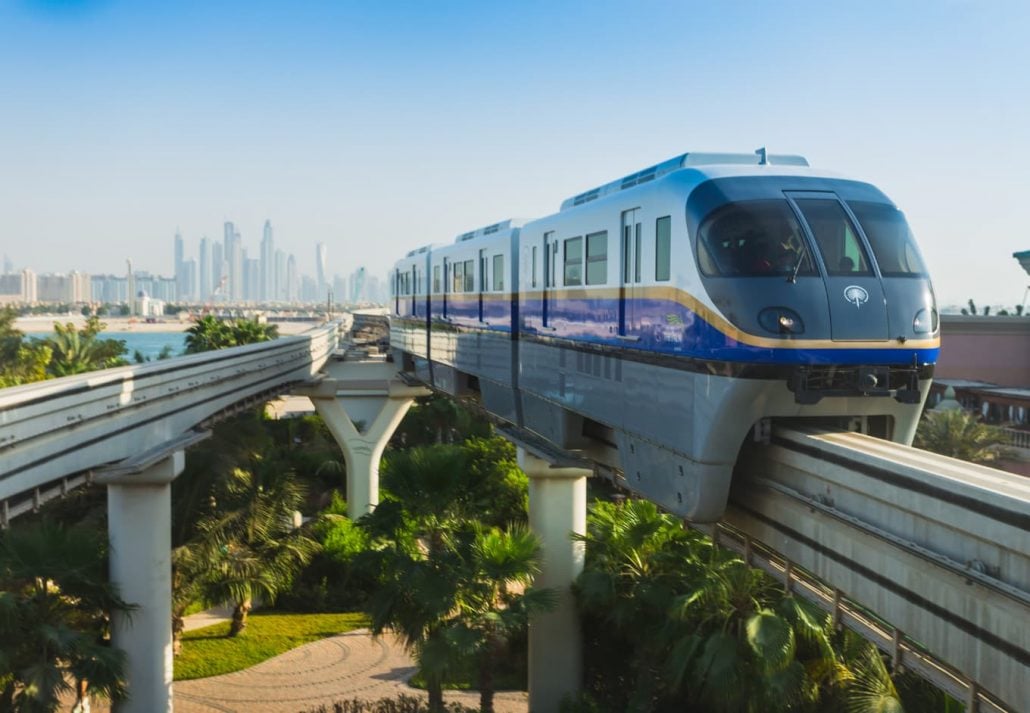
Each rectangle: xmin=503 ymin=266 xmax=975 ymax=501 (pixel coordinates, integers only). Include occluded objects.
xmin=479 ymin=248 xmax=487 ymax=322
xmin=411 ymin=265 xmax=417 ymax=316
xmin=394 ymin=269 xmax=400 ymax=316
xmin=620 ymin=209 xmax=642 ymax=337
xmin=442 ymin=258 xmax=449 ymax=319
xmin=786 ymin=191 xmax=889 ymax=340
xmin=542 ymin=231 xmax=557 ymax=328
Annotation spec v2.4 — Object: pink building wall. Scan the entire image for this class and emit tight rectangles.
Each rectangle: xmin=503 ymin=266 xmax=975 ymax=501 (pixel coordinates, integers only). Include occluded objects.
xmin=936 ymin=316 xmax=1030 ymax=387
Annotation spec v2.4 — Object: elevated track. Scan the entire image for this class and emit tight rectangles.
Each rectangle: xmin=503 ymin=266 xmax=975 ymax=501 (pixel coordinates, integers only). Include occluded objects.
xmin=709 ymin=427 xmax=1029 ymax=713
xmin=0 ymin=321 xmax=340 ymax=523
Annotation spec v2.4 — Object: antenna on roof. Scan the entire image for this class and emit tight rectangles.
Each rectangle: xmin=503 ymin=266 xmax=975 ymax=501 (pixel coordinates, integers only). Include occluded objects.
xmin=755 ymin=147 xmax=768 ymax=165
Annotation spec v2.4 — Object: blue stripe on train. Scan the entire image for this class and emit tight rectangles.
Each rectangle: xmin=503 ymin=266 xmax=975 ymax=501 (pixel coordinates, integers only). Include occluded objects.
xmin=396 ymin=294 xmax=940 ymax=366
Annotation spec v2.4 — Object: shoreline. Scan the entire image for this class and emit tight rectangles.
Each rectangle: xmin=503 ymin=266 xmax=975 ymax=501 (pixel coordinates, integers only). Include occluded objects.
xmin=15 ymin=316 xmax=324 ymax=336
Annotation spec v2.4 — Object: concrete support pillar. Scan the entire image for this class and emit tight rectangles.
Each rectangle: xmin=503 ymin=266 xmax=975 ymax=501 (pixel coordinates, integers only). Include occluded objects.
xmin=518 ymin=448 xmax=590 ymax=713
xmin=312 ymin=395 xmax=414 ymax=520
xmin=103 ymin=451 xmax=184 ymax=713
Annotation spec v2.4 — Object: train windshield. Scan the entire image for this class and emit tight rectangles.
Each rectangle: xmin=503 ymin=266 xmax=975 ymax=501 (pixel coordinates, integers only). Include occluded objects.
xmin=847 ymin=201 xmax=928 ymax=277
xmin=697 ymin=200 xmax=816 ymax=277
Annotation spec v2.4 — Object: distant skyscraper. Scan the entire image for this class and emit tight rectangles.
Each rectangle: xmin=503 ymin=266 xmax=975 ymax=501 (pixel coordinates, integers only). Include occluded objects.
xmin=286 ymin=254 xmax=298 ymax=302
xmin=212 ymin=242 xmax=224 ymax=299
xmin=274 ymin=249 xmax=286 ymax=301
xmin=243 ymin=258 xmax=260 ymax=302
xmin=260 ymin=220 xmax=274 ymax=302
xmin=126 ymin=259 xmax=136 ymax=316
xmin=2 ymin=254 xmax=12 ymax=275
xmin=332 ymin=274 xmax=347 ymax=306
xmin=315 ymin=243 xmax=327 ymax=298
xmin=223 ymin=221 xmax=244 ymax=301
xmin=173 ymin=230 xmax=185 ymax=297
xmin=199 ymin=236 xmax=210 ymax=301
xmin=350 ymin=267 xmax=366 ymax=303
xmin=183 ymin=259 xmax=197 ymax=301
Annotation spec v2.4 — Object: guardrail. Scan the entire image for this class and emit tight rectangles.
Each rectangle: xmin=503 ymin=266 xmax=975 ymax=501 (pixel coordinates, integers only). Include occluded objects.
xmin=0 ymin=322 xmax=339 ymax=521
xmin=1002 ymin=427 xmax=1030 ymax=450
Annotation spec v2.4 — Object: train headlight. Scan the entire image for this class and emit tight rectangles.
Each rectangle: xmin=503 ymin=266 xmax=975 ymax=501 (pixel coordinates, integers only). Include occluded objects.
xmin=913 ymin=308 xmax=938 ymax=334
xmin=759 ymin=307 xmax=805 ymax=335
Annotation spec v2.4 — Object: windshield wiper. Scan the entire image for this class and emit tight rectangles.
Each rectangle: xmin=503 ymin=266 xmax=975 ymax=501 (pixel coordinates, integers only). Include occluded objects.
xmin=787 ymin=244 xmax=809 ymax=284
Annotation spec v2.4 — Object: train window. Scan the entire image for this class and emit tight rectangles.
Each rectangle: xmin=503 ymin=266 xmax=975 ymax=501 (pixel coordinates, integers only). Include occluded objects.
xmin=493 ymin=254 xmax=504 ymax=291
xmin=697 ymin=200 xmax=816 ymax=277
xmin=794 ymin=199 xmax=872 ymax=276
xmin=586 ymin=231 xmax=607 ymax=285
xmin=656 ymin=216 xmax=671 ymax=281
xmin=635 ymin=224 xmax=642 ymax=282
xmin=453 ymin=262 xmax=464 ymax=293
xmin=848 ymin=202 xmax=928 ymax=277
xmin=433 ymin=265 xmax=441 ymax=293
xmin=564 ymin=236 xmax=583 ymax=286
xmin=531 ymin=246 xmax=538 ymax=288
xmin=464 ymin=259 xmax=475 ymax=292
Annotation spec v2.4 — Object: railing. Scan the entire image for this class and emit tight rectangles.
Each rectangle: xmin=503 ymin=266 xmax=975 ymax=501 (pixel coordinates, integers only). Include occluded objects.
xmin=1002 ymin=427 xmax=1030 ymax=450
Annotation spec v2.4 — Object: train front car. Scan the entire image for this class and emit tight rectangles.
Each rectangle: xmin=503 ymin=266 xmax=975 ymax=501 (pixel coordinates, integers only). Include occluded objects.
xmin=515 ymin=152 xmax=939 ymax=523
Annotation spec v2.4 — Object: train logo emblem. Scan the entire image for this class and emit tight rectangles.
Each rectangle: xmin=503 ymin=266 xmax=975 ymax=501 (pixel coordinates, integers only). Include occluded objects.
xmin=843 ymin=285 xmax=869 ymax=308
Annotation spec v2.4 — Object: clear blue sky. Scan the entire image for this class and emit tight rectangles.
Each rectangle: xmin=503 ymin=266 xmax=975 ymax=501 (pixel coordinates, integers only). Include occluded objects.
xmin=2 ymin=0 xmax=1028 ymax=306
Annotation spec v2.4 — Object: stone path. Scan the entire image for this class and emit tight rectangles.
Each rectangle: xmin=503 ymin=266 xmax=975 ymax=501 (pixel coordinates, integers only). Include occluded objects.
xmin=85 ymin=622 xmax=528 ymax=712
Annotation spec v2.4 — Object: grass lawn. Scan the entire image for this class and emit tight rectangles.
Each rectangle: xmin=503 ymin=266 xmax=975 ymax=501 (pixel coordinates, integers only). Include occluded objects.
xmin=175 ymin=611 xmax=369 ymax=680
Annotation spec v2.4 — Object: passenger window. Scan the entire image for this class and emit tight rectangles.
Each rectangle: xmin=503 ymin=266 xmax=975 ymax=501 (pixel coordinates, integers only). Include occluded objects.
xmin=531 ymin=246 xmax=538 ymax=288
xmin=586 ymin=231 xmax=607 ymax=285
xmin=433 ymin=265 xmax=440 ymax=293
xmin=493 ymin=254 xmax=504 ymax=291
xmin=697 ymin=200 xmax=816 ymax=277
xmin=464 ymin=259 xmax=475 ymax=292
xmin=564 ymin=236 xmax=583 ymax=286
xmin=453 ymin=262 xmax=464 ymax=293
xmin=656 ymin=216 xmax=671 ymax=281
xmin=848 ymin=201 xmax=927 ymax=277
xmin=794 ymin=199 xmax=872 ymax=276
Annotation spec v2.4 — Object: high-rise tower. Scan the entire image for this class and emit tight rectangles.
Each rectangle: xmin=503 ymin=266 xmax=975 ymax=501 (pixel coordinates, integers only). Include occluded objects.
xmin=315 ymin=242 xmax=327 ymax=299
xmin=198 ymin=237 xmax=210 ymax=301
xmin=261 ymin=220 xmax=274 ymax=302
xmin=173 ymin=230 xmax=184 ymax=297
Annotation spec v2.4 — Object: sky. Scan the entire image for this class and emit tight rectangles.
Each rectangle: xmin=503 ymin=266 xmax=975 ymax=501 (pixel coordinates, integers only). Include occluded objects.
xmin=1 ymin=0 xmax=1028 ymax=306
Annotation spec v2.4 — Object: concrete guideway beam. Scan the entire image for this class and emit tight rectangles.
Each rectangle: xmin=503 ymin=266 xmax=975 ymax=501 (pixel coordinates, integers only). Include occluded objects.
xmin=517 ymin=448 xmax=590 ymax=713
xmin=301 ymin=357 xmax=429 ymax=520
xmin=731 ymin=427 xmax=1030 ymax=712
xmin=97 ymin=433 xmax=206 ymax=713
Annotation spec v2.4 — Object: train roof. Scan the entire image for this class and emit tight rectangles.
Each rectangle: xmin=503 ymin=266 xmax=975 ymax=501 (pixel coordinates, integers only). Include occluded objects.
xmin=453 ymin=218 xmax=524 ymax=243
xmin=559 ymin=149 xmax=810 ymax=212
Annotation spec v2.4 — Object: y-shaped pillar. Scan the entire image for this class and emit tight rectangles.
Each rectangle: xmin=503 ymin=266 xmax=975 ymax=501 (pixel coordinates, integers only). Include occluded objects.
xmin=518 ymin=448 xmax=590 ymax=713
xmin=100 ymin=449 xmax=185 ymax=713
xmin=312 ymin=394 xmax=415 ymax=519
xmin=301 ymin=356 xmax=429 ymax=520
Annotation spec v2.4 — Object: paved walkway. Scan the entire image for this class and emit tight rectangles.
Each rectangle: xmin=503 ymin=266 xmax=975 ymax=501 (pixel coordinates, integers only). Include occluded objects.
xmin=84 ymin=609 xmax=528 ymax=712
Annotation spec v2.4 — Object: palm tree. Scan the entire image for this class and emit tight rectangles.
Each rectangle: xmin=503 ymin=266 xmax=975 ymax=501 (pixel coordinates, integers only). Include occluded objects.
xmin=43 ymin=317 xmax=127 ymax=377
xmin=914 ymin=409 xmax=1011 ymax=464
xmin=184 ymin=316 xmax=278 ymax=354
xmin=196 ymin=459 xmax=318 ymax=636
xmin=444 ymin=524 xmax=554 ymax=713
xmin=0 ymin=307 xmax=51 ymax=387
xmin=184 ymin=315 xmax=233 ymax=353
xmin=0 ymin=520 xmax=129 ymax=712
xmin=574 ymin=499 xmax=848 ymax=712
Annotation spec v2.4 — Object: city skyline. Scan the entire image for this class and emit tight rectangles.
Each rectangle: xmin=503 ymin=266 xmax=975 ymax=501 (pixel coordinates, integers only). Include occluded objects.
xmin=1 ymin=1 xmax=1028 ymax=306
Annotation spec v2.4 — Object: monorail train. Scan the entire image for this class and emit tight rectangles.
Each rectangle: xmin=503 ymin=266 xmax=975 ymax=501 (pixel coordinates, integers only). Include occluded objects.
xmin=390 ymin=150 xmax=940 ymax=522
